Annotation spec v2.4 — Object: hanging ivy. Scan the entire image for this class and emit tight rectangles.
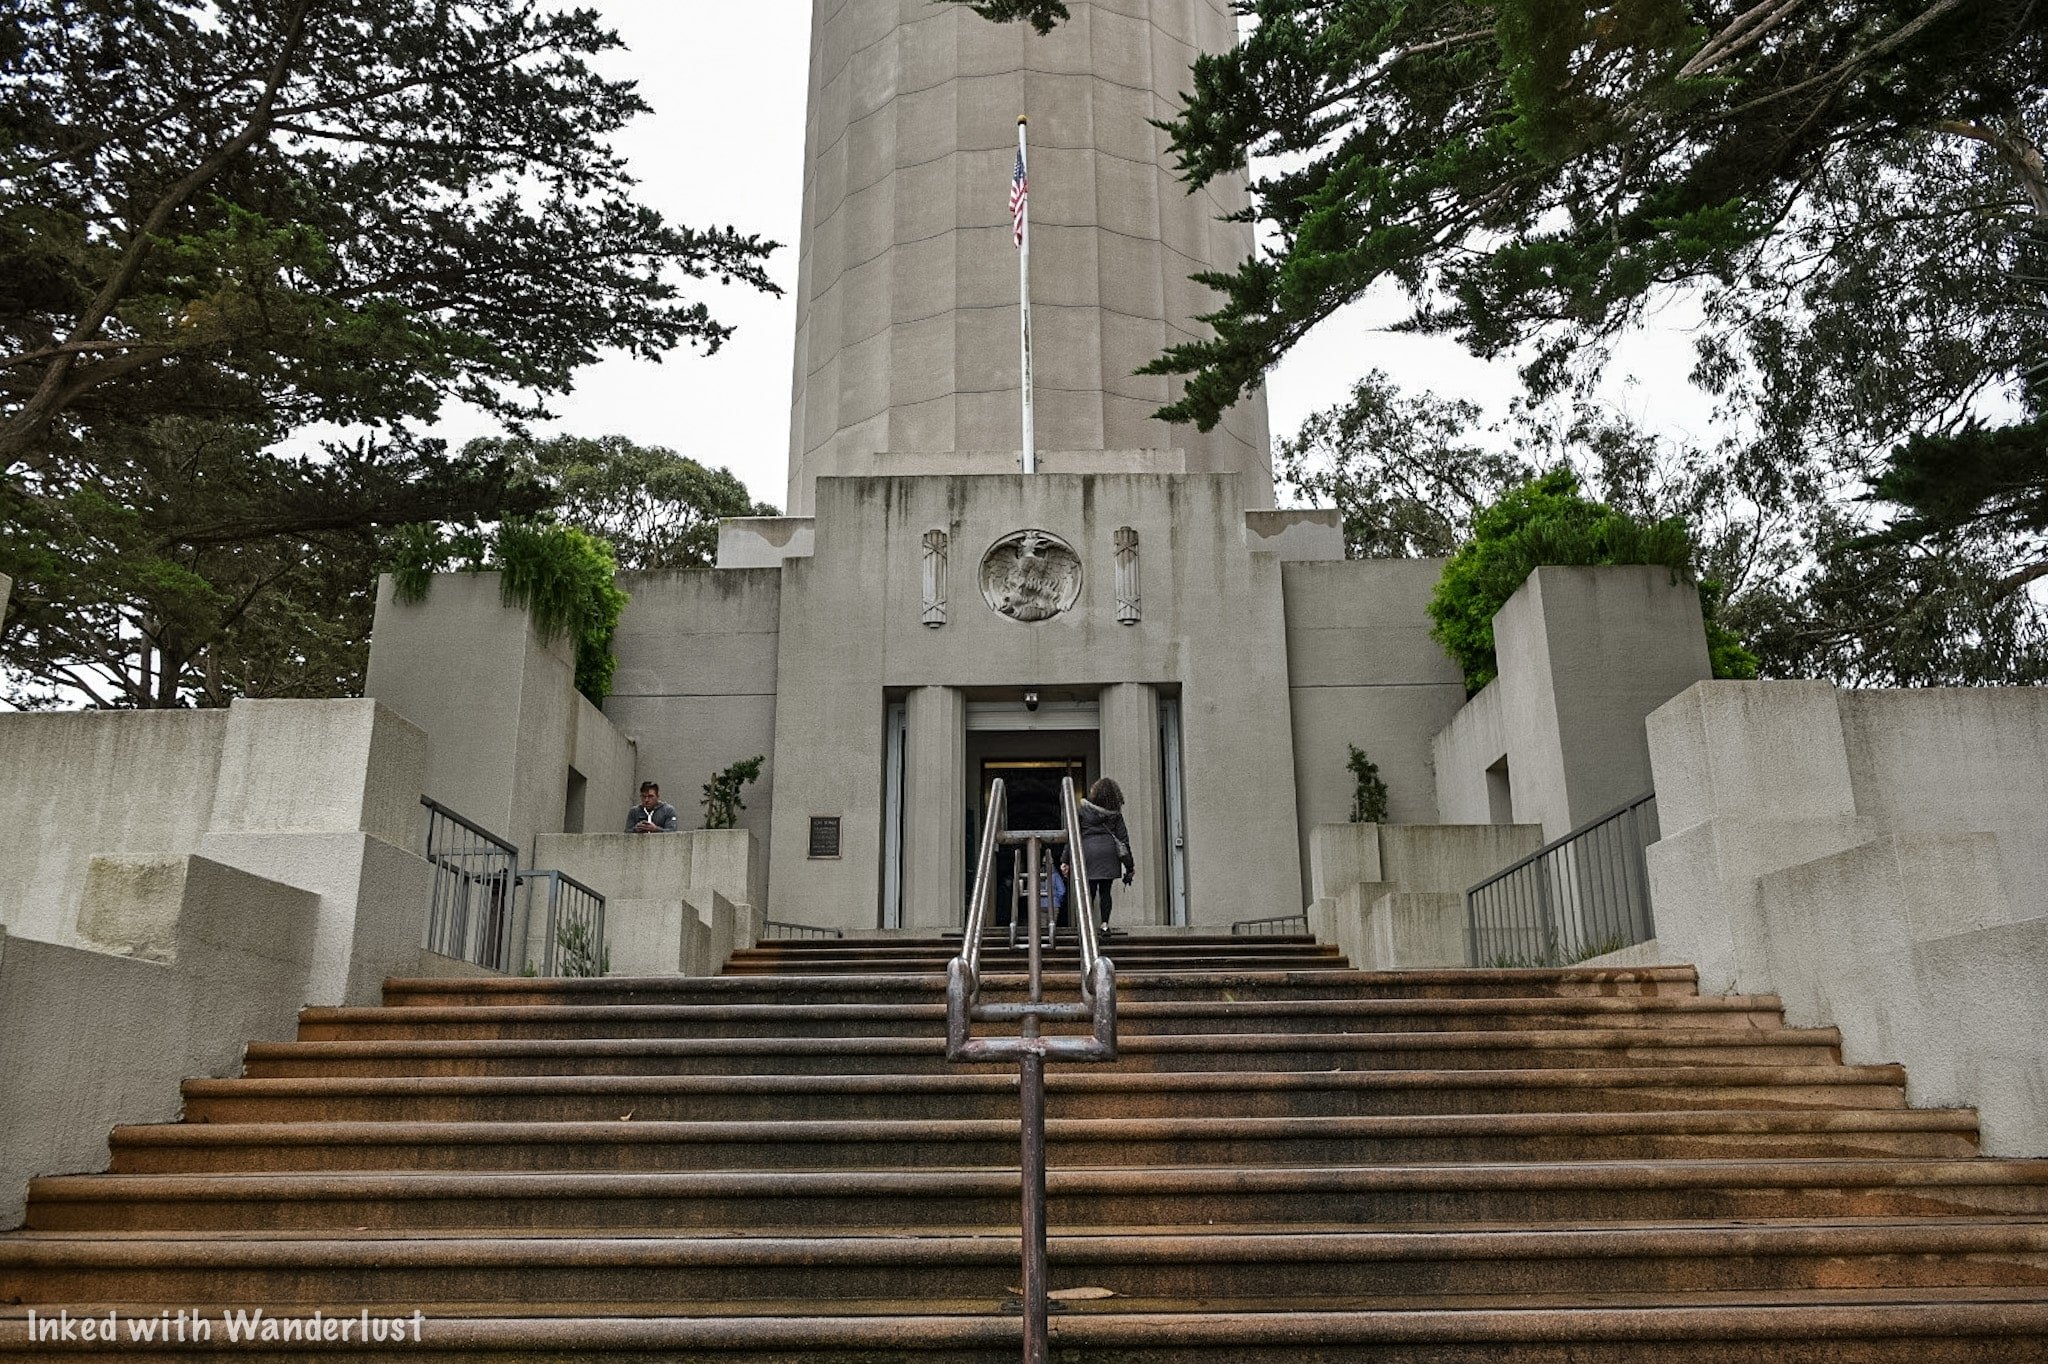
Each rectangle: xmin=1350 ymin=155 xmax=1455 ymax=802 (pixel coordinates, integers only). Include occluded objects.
xmin=389 ymin=518 xmax=628 ymax=704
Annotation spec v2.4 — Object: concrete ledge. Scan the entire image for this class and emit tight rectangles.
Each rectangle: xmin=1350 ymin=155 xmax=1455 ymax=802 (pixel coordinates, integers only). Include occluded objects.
xmin=1245 ymin=509 xmax=1343 ymax=561
xmin=0 ymin=858 xmax=318 ymax=1227
xmin=716 ymin=517 xmax=814 ymax=569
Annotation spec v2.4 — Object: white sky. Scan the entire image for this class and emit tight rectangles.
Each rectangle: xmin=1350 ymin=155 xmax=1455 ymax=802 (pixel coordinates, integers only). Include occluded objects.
xmin=436 ymin=3 xmax=1717 ymax=510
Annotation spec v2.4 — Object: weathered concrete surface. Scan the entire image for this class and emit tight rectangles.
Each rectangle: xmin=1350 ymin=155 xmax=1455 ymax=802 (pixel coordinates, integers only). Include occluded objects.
xmin=530 ymin=830 xmax=766 ymax=974
xmin=786 ymin=0 xmax=1270 ymax=514
xmin=716 ymin=518 xmax=816 ymax=570
xmin=366 ymin=572 xmax=640 ymax=855
xmin=1437 ymin=566 xmax=1711 ymax=841
xmin=759 ymin=473 xmax=1306 ymax=930
xmin=1647 ymin=679 xmax=2048 ymax=1155
xmin=1246 ymin=509 xmax=1344 ymax=562
xmin=0 ymin=857 xmax=318 ymax=1227
xmin=1307 ymin=822 xmax=1540 ymax=968
xmin=607 ymin=568 xmax=781 ymax=852
xmin=0 ymin=710 xmax=229 ymax=946
xmin=1282 ymin=560 xmax=1468 ymax=889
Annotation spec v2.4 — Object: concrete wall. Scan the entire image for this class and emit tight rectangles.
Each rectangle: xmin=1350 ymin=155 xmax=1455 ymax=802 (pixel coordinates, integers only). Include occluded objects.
xmin=607 ymin=568 xmax=782 ymax=846
xmin=1305 ymin=821 xmax=1541 ymax=969
xmin=1435 ymin=565 xmax=1712 ymax=840
xmin=531 ymin=830 xmax=766 ymax=975
xmin=365 ymin=572 xmax=640 ymax=855
xmin=787 ymin=0 xmax=1270 ymax=513
xmin=0 ymin=710 xmax=230 ymax=945
xmin=0 ymin=857 xmax=319 ymax=1227
xmin=1281 ymin=559 xmax=1469 ymax=888
xmin=0 ymin=699 xmax=431 ymax=1006
xmin=1647 ymin=680 xmax=2048 ymax=1155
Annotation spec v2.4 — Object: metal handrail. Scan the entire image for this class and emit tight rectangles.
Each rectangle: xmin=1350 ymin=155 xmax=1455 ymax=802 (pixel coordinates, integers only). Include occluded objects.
xmin=518 ymin=868 xmax=608 ymax=977
xmin=947 ymin=777 xmax=1117 ymax=1364
xmin=761 ymin=919 xmax=845 ymax=940
xmin=1465 ymin=790 xmax=1660 ymax=968
xmin=420 ymin=795 xmax=521 ymax=970
xmin=1232 ymin=913 xmax=1309 ymax=937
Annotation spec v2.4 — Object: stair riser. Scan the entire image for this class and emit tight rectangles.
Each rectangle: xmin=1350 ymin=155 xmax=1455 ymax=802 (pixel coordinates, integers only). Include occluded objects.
xmin=2 ymin=1333 xmax=2041 ymax=1364
xmin=296 ymin=1009 xmax=1784 ymax=1041
xmin=7 ymin=1247 xmax=2043 ymax=1305
xmin=107 ymin=1129 xmax=1979 ymax=1175
xmin=176 ymin=1082 xmax=1907 ymax=1125
xmin=34 ymin=1182 xmax=2048 ymax=1234
xmin=250 ymin=1042 xmax=1846 ymax=1076
xmin=384 ymin=976 xmax=1701 ymax=1006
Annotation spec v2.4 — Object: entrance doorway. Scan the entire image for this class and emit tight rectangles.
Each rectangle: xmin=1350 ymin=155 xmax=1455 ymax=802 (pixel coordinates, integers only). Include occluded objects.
xmin=982 ymin=757 xmax=1088 ymax=832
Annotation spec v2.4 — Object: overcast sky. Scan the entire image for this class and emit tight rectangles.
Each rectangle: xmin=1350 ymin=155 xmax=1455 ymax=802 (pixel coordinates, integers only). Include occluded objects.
xmin=442 ymin=4 xmax=1718 ymax=510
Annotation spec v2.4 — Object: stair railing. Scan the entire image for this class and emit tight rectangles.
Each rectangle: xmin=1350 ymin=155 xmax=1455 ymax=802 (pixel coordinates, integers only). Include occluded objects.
xmin=947 ymin=776 xmax=1117 ymax=1364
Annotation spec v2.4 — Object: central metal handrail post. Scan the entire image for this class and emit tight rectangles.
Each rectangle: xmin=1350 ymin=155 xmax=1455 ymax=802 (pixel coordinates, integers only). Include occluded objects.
xmin=1020 ymin=830 xmax=1048 ymax=1364
xmin=948 ymin=777 xmax=1114 ymax=1364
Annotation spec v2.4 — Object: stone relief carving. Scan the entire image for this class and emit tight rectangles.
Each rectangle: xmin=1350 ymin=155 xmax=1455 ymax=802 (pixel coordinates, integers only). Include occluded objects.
xmin=979 ymin=529 xmax=1083 ymax=623
xmin=921 ymin=529 xmax=948 ymax=628
xmin=1114 ymin=526 xmax=1140 ymax=624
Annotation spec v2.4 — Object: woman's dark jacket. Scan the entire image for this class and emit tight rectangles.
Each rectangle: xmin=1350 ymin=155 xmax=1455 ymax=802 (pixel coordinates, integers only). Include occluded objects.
xmin=1077 ymin=799 xmax=1134 ymax=882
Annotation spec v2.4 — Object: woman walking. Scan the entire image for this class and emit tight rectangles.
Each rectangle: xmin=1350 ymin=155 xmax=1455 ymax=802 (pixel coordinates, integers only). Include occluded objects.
xmin=1077 ymin=777 xmax=1136 ymax=928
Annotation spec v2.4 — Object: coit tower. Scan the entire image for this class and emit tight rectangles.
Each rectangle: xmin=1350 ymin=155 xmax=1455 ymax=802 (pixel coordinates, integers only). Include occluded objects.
xmin=786 ymin=0 xmax=1272 ymax=514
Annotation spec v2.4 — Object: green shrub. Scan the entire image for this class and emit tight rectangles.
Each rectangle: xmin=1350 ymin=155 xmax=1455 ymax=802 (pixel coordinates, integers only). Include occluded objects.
xmin=1427 ymin=470 xmax=1758 ymax=692
xmin=1346 ymin=745 xmax=1389 ymax=824
xmin=702 ymin=755 xmax=765 ymax=830
xmin=389 ymin=518 xmax=628 ymax=705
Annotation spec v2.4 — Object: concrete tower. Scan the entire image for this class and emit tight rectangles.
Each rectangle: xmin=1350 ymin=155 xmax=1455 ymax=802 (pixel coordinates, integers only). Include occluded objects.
xmin=786 ymin=0 xmax=1273 ymax=514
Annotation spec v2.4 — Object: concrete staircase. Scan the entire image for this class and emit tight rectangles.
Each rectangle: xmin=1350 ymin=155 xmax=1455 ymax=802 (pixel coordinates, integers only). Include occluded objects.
xmin=3 ymin=932 xmax=2046 ymax=1359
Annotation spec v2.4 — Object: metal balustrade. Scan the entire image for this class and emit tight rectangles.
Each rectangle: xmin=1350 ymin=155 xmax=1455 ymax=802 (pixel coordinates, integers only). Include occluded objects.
xmin=1466 ymin=792 xmax=1660 ymax=968
xmin=420 ymin=796 xmax=610 ymax=977
xmin=421 ymin=797 xmax=520 ymax=971
xmin=1232 ymin=913 xmax=1309 ymax=936
xmin=761 ymin=919 xmax=844 ymax=940
xmin=519 ymin=869 xmax=608 ymax=977
xmin=948 ymin=777 xmax=1117 ymax=1364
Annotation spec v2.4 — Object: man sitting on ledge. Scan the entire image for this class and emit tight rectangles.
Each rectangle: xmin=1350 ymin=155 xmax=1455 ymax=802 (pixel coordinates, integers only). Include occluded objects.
xmin=628 ymin=781 xmax=678 ymax=833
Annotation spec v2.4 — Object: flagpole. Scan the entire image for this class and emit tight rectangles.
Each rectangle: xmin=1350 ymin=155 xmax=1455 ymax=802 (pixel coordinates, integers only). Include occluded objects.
xmin=1016 ymin=115 xmax=1036 ymax=476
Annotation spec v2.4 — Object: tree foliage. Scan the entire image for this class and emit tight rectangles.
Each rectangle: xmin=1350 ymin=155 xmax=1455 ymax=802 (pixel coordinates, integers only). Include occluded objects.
xmin=702 ymin=755 xmax=765 ymax=831
xmin=0 ymin=422 xmax=540 ymax=708
xmin=1 ymin=0 xmax=780 ymax=708
xmin=475 ymin=435 xmax=777 ymax=572
xmin=1135 ymin=0 xmax=2042 ymax=432
xmin=1 ymin=0 xmax=777 ymax=463
xmin=1277 ymin=371 xmax=1529 ymax=556
xmin=1427 ymin=469 xmax=1757 ymax=692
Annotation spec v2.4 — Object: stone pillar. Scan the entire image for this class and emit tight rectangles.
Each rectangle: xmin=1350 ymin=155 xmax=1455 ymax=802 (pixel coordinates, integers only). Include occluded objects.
xmin=903 ymin=685 xmax=966 ymax=928
xmin=1097 ymin=683 xmax=1165 ymax=926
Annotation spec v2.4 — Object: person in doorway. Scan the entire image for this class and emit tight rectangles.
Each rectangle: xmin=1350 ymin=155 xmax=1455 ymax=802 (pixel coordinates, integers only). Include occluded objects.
xmin=628 ymin=781 xmax=678 ymax=833
xmin=1077 ymin=777 xmax=1135 ymax=928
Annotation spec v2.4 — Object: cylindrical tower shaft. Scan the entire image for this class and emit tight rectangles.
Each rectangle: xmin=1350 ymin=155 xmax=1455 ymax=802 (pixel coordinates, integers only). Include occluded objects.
xmin=787 ymin=0 xmax=1273 ymax=514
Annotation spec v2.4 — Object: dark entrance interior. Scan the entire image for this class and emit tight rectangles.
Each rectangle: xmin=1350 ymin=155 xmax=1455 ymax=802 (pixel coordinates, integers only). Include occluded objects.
xmin=976 ymin=756 xmax=1088 ymax=928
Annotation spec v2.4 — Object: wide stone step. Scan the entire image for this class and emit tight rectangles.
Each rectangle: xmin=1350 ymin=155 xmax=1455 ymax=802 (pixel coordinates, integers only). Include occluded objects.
xmin=245 ymin=1028 xmax=1847 ymax=1079
xmin=4 ymin=1298 xmax=2045 ymax=1362
xmin=298 ymin=995 xmax=1783 ymax=1043
xmin=31 ymin=1159 xmax=2048 ymax=1235
xmin=103 ymin=1109 xmax=1980 ymax=1175
xmin=379 ymin=965 xmax=1703 ymax=1007
xmin=720 ymin=952 xmax=1348 ymax=976
xmin=4 ymin=1221 xmax=2044 ymax=1306
xmin=174 ymin=1065 xmax=1906 ymax=1126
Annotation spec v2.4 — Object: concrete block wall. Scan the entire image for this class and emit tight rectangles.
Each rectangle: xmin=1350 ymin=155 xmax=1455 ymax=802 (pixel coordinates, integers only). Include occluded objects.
xmin=0 ymin=856 xmax=321 ymax=1227
xmin=1646 ymin=680 xmax=2048 ymax=1155
xmin=1435 ymin=565 xmax=1713 ymax=840
xmin=1305 ymin=822 xmax=1541 ymax=970
xmin=365 ymin=572 xmax=643 ymax=854
xmin=607 ymin=568 xmax=782 ymax=850
xmin=1281 ymin=560 xmax=1469 ymax=891
xmin=531 ymin=830 xmax=766 ymax=976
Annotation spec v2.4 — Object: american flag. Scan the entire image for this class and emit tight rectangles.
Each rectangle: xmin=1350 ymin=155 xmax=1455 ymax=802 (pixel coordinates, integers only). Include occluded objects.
xmin=1010 ymin=147 xmax=1028 ymax=247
